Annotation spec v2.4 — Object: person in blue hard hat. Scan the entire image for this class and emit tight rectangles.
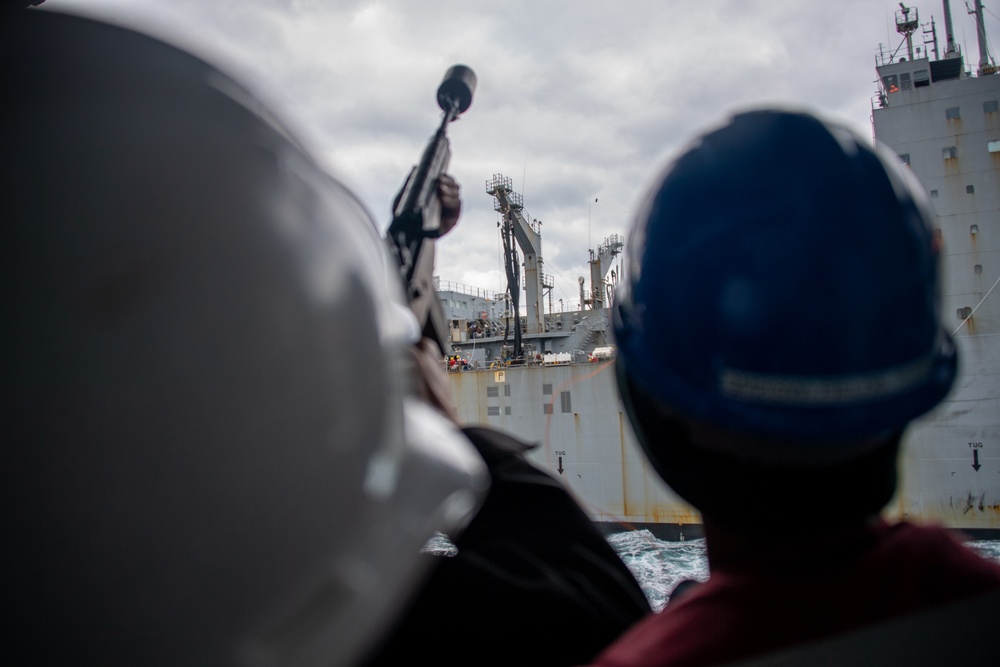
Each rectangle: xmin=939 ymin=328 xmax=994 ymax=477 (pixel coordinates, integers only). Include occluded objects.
xmin=5 ymin=6 xmax=648 ymax=666
xmin=584 ymin=108 xmax=1000 ymax=666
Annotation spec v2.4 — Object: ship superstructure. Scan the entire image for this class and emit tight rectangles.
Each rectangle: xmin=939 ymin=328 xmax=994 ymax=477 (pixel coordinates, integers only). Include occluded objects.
xmin=872 ymin=1 xmax=999 ymax=534
xmin=440 ymin=175 xmax=705 ymax=540
xmin=443 ymin=2 xmax=999 ymax=539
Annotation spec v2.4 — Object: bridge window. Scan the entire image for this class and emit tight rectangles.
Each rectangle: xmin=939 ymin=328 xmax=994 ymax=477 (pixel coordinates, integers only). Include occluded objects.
xmin=883 ymin=74 xmax=900 ymax=92
xmin=913 ymin=69 xmax=930 ymax=87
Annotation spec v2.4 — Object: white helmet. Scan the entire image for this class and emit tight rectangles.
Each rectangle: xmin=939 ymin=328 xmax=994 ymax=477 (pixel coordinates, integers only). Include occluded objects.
xmin=4 ymin=9 xmax=487 ymax=666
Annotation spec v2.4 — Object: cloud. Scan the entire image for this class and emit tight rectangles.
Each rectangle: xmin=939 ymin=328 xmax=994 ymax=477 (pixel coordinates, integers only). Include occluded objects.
xmin=50 ymin=0 xmax=999 ymax=301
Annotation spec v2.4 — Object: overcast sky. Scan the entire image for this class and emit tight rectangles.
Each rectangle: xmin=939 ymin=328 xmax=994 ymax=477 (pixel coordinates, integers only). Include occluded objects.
xmin=47 ymin=0 xmax=999 ymax=310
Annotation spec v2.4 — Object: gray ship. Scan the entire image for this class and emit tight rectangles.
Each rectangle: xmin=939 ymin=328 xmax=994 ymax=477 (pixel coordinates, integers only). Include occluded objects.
xmin=441 ymin=1 xmax=999 ymax=540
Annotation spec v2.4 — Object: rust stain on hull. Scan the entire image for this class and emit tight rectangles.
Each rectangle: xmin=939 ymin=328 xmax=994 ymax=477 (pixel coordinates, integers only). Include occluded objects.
xmin=449 ymin=359 xmax=999 ymax=535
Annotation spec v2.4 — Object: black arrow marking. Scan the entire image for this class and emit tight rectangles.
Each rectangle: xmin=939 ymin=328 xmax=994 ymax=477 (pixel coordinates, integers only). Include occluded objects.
xmin=972 ymin=449 xmax=981 ymax=471
xmin=557 ymin=456 xmax=564 ymax=475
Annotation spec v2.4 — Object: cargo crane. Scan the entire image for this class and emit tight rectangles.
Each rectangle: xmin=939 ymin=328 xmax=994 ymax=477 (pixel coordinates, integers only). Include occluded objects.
xmin=583 ymin=234 xmax=624 ymax=309
xmin=487 ymin=173 xmax=547 ymax=359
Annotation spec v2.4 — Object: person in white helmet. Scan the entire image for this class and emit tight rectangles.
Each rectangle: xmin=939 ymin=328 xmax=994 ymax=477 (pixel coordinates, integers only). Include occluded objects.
xmin=583 ymin=109 xmax=1000 ymax=666
xmin=4 ymin=5 xmax=648 ymax=666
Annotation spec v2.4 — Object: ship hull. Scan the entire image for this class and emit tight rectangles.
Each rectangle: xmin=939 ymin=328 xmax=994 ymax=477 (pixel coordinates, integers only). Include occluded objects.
xmin=449 ymin=347 xmax=1000 ymax=539
xmin=446 ymin=13 xmax=999 ymax=539
xmin=450 ymin=358 xmax=704 ymax=540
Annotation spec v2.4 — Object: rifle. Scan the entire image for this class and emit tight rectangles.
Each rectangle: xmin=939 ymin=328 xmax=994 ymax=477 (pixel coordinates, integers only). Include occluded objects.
xmin=387 ymin=64 xmax=476 ymax=355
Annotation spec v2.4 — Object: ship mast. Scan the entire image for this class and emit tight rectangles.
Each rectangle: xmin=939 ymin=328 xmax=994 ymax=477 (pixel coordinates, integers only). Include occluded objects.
xmin=970 ymin=0 xmax=999 ymax=75
xmin=897 ymin=3 xmax=920 ymax=60
xmin=942 ymin=0 xmax=960 ymax=57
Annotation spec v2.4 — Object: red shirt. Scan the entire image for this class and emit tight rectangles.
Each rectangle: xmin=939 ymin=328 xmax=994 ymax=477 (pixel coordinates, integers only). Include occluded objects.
xmin=585 ymin=520 xmax=1000 ymax=667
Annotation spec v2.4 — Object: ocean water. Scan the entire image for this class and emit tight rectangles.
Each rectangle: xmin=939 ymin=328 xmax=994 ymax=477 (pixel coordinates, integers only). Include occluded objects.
xmin=428 ymin=530 xmax=1000 ymax=613
xmin=606 ymin=531 xmax=709 ymax=612
xmin=607 ymin=530 xmax=1000 ymax=612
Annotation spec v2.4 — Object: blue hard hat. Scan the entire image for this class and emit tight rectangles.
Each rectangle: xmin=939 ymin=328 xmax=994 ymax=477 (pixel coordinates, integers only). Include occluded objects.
xmin=613 ymin=108 xmax=957 ymax=453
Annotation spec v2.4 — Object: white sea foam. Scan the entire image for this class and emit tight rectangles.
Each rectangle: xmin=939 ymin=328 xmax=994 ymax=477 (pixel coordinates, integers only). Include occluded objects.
xmin=427 ymin=530 xmax=1000 ymax=613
